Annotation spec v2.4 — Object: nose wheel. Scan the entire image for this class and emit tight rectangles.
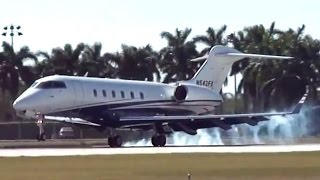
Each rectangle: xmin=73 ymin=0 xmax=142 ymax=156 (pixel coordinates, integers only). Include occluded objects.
xmin=36 ymin=113 xmax=46 ymax=141
xmin=36 ymin=132 xmax=46 ymax=141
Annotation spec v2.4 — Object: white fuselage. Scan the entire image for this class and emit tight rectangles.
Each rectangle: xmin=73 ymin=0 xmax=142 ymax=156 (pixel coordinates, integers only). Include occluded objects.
xmin=10 ymin=45 xmax=295 ymax=146
xmin=13 ymin=75 xmax=223 ymax=119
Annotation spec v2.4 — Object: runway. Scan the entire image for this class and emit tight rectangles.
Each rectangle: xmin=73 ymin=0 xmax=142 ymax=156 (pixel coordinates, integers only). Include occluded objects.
xmin=1 ymin=144 xmax=320 ymax=157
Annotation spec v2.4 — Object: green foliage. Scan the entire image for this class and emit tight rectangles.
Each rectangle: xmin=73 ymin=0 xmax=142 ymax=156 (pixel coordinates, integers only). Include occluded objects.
xmin=159 ymin=28 xmax=199 ymax=82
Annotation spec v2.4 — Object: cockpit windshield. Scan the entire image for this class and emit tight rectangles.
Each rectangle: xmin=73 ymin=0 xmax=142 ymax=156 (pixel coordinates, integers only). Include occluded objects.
xmin=30 ymin=81 xmax=39 ymax=88
xmin=35 ymin=81 xmax=66 ymax=89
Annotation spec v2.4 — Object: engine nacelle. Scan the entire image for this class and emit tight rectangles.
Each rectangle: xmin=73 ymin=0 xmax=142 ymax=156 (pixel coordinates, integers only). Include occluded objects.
xmin=173 ymin=85 xmax=188 ymax=102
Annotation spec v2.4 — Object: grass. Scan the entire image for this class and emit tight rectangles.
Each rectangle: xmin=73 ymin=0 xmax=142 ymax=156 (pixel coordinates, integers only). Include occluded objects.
xmin=0 ymin=152 xmax=320 ymax=180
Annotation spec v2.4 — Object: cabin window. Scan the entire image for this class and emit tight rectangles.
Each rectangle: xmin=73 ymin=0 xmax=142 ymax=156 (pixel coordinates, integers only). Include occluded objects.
xmin=140 ymin=92 xmax=144 ymax=99
xmin=121 ymin=91 xmax=125 ymax=98
xmin=130 ymin=91 xmax=134 ymax=99
xmin=93 ymin=89 xmax=97 ymax=97
xmin=112 ymin=90 xmax=116 ymax=98
xmin=102 ymin=90 xmax=106 ymax=97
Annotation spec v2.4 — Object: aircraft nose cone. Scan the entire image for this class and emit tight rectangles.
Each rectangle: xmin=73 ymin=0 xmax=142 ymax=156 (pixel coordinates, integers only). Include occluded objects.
xmin=13 ymin=98 xmax=27 ymax=111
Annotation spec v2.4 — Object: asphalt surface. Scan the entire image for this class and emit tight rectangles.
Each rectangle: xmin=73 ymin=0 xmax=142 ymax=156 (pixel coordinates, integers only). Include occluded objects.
xmin=1 ymin=136 xmax=320 ymax=149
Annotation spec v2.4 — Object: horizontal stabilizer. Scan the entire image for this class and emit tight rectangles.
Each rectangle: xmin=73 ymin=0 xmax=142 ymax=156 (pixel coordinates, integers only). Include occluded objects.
xmin=223 ymin=53 xmax=293 ymax=60
xmin=190 ymin=55 xmax=208 ymax=62
xmin=190 ymin=53 xmax=293 ymax=62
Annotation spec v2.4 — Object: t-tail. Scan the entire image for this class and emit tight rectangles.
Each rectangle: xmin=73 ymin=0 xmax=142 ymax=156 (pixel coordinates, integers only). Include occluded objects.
xmin=187 ymin=45 xmax=293 ymax=92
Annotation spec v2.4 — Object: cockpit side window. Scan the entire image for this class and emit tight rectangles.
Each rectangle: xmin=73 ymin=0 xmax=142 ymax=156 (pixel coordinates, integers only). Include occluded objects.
xmin=30 ymin=81 xmax=39 ymax=88
xmin=35 ymin=81 xmax=66 ymax=89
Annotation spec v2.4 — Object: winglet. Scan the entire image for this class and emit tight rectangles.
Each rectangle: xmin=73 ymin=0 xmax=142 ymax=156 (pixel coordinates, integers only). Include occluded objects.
xmin=291 ymin=86 xmax=309 ymax=114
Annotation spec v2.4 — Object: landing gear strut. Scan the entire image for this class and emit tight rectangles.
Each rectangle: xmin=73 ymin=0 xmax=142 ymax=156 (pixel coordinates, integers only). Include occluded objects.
xmin=151 ymin=134 xmax=166 ymax=147
xmin=151 ymin=123 xmax=167 ymax=147
xmin=108 ymin=135 xmax=123 ymax=147
xmin=36 ymin=113 xmax=46 ymax=141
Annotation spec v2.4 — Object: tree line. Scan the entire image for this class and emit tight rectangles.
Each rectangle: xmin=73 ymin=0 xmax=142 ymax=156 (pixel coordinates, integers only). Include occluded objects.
xmin=0 ymin=22 xmax=319 ymax=120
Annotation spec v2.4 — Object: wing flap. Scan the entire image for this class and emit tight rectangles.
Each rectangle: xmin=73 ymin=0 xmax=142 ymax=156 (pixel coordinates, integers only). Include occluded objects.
xmin=44 ymin=115 xmax=101 ymax=127
xmin=120 ymin=88 xmax=307 ymax=123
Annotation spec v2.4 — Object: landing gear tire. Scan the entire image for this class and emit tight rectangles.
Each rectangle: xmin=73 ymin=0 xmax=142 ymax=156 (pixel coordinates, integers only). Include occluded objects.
xmin=151 ymin=134 xmax=166 ymax=147
xmin=36 ymin=132 xmax=46 ymax=141
xmin=108 ymin=135 xmax=123 ymax=147
xmin=108 ymin=136 xmax=115 ymax=147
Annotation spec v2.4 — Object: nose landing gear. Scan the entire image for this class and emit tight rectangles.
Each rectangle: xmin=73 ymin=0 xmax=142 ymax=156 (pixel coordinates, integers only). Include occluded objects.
xmin=36 ymin=113 xmax=46 ymax=141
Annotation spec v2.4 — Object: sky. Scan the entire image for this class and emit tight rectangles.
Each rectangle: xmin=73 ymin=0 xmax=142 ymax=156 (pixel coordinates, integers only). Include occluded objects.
xmin=1 ymin=0 xmax=319 ymax=53
xmin=1 ymin=0 xmax=319 ymax=93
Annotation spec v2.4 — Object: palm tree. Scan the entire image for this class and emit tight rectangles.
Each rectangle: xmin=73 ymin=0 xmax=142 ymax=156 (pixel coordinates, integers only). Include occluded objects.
xmin=1 ymin=42 xmax=37 ymax=101
xmin=36 ymin=43 xmax=85 ymax=77
xmin=233 ymin=22 xmax=292 ymax=112
xmin=159 ymin=28 xmax=199 ymax=83
xmin=0 ymin=51 xmax=9 ymax=100
xmin=113 ymin=44 xmax=160 ymax=81
xmin=261 ymin=26 xmax=320 ymax=108
xmin=235 ymin=23 xmax=320 ymax=112
xmin=193 ymin=25 xmax=227 ymax=55
xmin=78 ymin=42 xmax=117 ymax=78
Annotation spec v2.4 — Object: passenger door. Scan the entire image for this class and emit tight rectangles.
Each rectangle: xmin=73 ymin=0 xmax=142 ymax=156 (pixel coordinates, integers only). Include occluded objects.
xmin=70 ymin=80 xmax=84 ymax=106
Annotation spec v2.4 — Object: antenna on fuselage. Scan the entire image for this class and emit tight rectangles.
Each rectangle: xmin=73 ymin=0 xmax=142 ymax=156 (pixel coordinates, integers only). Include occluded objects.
xmin=84 ymin=72 xmax=89 ymax=77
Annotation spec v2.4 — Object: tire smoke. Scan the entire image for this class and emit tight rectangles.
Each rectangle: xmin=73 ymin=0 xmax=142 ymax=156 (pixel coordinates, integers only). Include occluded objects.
xmin=124 ymin=107 xmax=314 ymax=147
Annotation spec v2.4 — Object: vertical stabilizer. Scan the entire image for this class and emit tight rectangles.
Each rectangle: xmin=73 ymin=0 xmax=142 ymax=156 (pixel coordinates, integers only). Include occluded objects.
xmin=187 ymin=45 xmax=293 ymax=92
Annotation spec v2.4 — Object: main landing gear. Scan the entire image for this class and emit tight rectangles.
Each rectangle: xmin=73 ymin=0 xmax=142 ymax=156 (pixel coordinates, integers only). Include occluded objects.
xmin=151 ymin=123 xmax=167 ymax=147
xmin=107 ymin=128 xmax=123 ymax=147
xmin=107 ymin=134 xmax=167 ymax=147
xmin=151 ymin=134 xmax=166 ymax=147
xmin=36 ymin=113 xmax=46 ymax=141
xmin=108 ymin=135 xmax=123 ymax=147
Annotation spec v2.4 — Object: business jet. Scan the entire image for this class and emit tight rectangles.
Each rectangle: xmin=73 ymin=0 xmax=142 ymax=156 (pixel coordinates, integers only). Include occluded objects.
xmin=12 ymin=45 xmax=307 ymax=147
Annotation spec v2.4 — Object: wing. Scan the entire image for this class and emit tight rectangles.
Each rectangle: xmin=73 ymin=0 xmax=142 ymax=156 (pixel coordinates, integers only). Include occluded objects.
xmin=40 ymin=89 xmax=307 ymax=132
xmin=44 ymin=116 xmax=101 ymax=127
xmin=119 ymin=90 xmax=308 ymax=129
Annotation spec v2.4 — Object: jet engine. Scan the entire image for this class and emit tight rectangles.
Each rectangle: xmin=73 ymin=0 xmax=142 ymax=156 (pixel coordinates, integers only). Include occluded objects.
xmin=173 ymin=85 xmax=188 ymax=102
